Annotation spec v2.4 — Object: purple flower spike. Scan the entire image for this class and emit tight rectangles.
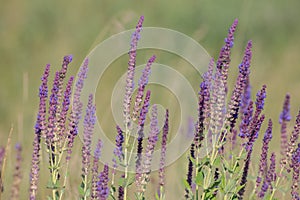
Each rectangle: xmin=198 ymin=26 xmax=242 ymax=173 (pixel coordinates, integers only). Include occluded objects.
xmin=227 ymin=41 xmax=252 ymax=132
xmin=55 ymin=56 xmax=73 ymax=135
xmin=279 ymin=94 xmax=291 ymax=166
xmin=118 ymin=186 xmax=124 ymax=200
xmin=29 ymin=134 xmax=41 ymax=200
xmin=291 ymin=144 xmax=300 ymax=199
xmin=98 ymin=164 xmax=110 ymax=200
xmin=240 ymin=77 xmax=251 ymax=115
xmin=91 ymin=139 xmax=103 ymax=200
xmin=185 ymin=149 xmax=194 ymax=199
xmin=138 ymin=105 xmax=160 ymax=193
xmin=59 ymin=55 xmax=72 ymax=81
xmin=279 ymin=94 xmax=291 ymax=123
xmin=58 ymin=76 xmax=74 ymax=142
xmin=202 ymin=58 xmax=214 ymax=88
xmin=82 ymin=94 xmax=96 ymax=178
xmin=255 ymin=85 xmax=266 ymax=112
xmin=259 ymin=153 xmax=277 ymax=198
xmin=209 ymin=71 xmax=226 ymax=136
xmin=239 ymin=108 xmax=265 ymax=198
xmin=113 ymin=125 xmax=124 ymax=170
xmin=246 ymin=114 xmax=265 ymax=152
xmin=255 ymin=119 xmax=273 ymax=193
xmin=30 ymin=64 xmax=50 ymax=200
xmin=196 ymin=81 xmax=209 ymax=142
xmin=242 ymin=85 xmax=266 ymax=150
xmin=137 ymin=90 xmax=151 ymax=154
xmin=216 ymin=19 xmax=238 ymax=90
xmin=159 ymin=109 xmax=169 ymax=189
xmin=143 ymin=104 xmax=160 ymax=174
xmin=286 ymin=109 xmax=300 ymax=167
xmin=64 ymin=54 xmax=73 ymax=63
xmin=67 ymin=58 xmax=89 ymax=161
xmin=46 ymin=71 xmax=61 ymax=147
xmin=35 ymin=64 xmax=50 ymax=137
xmin=123 ymin=16 xmax=144 ymax=129
xmin=138 ymin=90 xmax=151 ymax=128
xmin=132 ymin=55 xmax=156 ymax=121
xmin=239 ymin=101 xmax=253 ymax=139
xmin=135 ymin=90 xmax=151 ymax=187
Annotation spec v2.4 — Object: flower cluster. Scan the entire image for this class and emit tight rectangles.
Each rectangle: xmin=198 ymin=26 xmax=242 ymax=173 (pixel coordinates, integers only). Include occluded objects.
xmin=0 ymin=16 xmax=298 ymax=200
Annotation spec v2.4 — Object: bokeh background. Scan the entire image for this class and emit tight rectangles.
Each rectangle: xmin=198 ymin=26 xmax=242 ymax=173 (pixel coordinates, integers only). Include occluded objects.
xmin=1 ymin=0 xmax=300 ymax=199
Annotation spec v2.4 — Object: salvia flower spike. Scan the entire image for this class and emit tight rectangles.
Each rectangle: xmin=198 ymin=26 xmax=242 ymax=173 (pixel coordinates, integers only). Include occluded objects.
xmin=132 ymin=55 xmax=156 ymax=121
xmin=30 ymin=64 xmax=50 ymax=200
xmin=80 ymin=94 xmax=96 ymax=199
xmin=158 ymin=109 xmax=169 ymax=197
xmin=279 ymin=94 xmax=291 ymax=165
xmin=91 ymin=139 xmax=103 ymax=200
xmin=66 ymin=58 xmax=89 ymax=161
xmin=216 ymin=18 xmax=238 ymax=90
xmin=291 ymin=144 xmax=300 ymax=199
xmin=255 ymin=119 xmax=273 ymax=193
xmin=123 ymin=16 xmax=144 ymax=129
xmin=97 ymin=164 xmax=110 ymax=200
xmin=227 ymin=40 xmax=252 ymax=132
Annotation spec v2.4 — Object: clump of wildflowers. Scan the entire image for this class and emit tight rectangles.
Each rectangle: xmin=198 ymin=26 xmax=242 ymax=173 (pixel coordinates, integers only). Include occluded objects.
xmin=11 ymin=15 xmax=300 ymax=200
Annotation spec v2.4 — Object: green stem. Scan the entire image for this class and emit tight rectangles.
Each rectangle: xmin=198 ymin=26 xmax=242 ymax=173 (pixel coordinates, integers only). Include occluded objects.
xmin=269 ymin=167 xmax=284 ymax=199
xmin=123 ymin=125 xmax=130 ymax=200
xmin=59 ymin=162 xmax=69 ymax=200
xmin=195 ymin=147 xmax=200 ymax=200
xmin=159 ymin=185 xmax=164 ymax=200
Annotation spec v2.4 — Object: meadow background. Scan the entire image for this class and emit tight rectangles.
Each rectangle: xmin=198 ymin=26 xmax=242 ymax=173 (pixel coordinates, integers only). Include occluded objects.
xmin=0 ymin=0 xmax=300 ymax=199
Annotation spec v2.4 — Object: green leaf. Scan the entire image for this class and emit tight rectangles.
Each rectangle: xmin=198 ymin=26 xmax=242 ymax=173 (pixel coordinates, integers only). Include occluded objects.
xmin=195 ymin=171 xmax=204 ymax=186
xmin=224 ymin=179 xmax=237 ymax=193
xmin=118 ymin=176 xmax=125 ymax=187
xmin=214 ymin=156 xmax=221 ymax=167
xmin=183 ymin=179 xmax=191 ymax=190
xmin=110 ymin=185 xmax=116 ymax=193
xmin=125 ymin=173 xmax=135 ymax=187
xmin=78 ymin=185 xmax=85 ymax=196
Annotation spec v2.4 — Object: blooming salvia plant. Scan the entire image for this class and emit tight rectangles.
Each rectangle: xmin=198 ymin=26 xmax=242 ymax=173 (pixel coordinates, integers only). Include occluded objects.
xmin=184 ymin=19 xmax=300 ymax=200
xmin=29 ymin=55 xmax=102 ymax=200
xmin=0 ymin=15 xmax=295 ymax=200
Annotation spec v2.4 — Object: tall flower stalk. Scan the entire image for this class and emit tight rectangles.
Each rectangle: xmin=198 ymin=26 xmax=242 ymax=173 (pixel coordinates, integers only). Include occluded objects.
xmin=80 ymin=94 xmax=97 ymax=200
xmin=158 ymin=109 xmax=169 ymax=200
xmin=91 ymin=139 xmax=103 ymax=200
xmin=122 ymin=16 xmax=144 ymax=200
xmin=23 ymin=16 xmax=300 ymax=200
xmin=30 ymin=56 xmax=90 ymax=200
xmin=30 ymin=63 xmax=50 ymax=200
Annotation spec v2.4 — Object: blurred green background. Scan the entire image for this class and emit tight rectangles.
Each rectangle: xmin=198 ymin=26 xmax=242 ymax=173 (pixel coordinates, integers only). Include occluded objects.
xmin=1 ymin=0 xmax=300 ymax=199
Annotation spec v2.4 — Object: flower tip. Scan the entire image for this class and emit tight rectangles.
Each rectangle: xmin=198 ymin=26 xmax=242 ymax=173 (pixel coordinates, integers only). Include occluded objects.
xmin=137 ymin=16 xmax=145 ymax=28
xmin=150 ymin=55 xmax=156 ymax=62
xmin=15 ymin=143 xmax=21 ymax=150
xmin=247 ymin=40 xmax=253 ymax=47
xmin=84 ymin=57 xmax=89 ymax=65
xmin=64 ymin=55 xmax=73 ymax=63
